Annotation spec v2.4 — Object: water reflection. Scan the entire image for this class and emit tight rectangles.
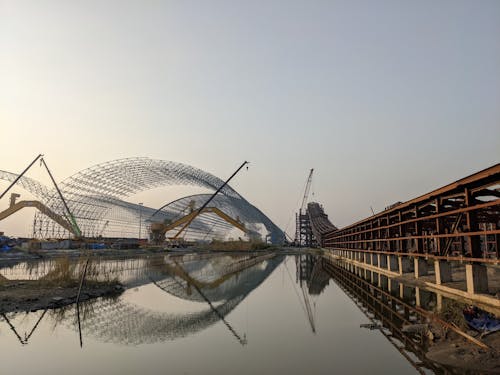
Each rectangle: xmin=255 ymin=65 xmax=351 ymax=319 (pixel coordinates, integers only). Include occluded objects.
xmin=309 ymin=255 xmax=497 ymax=374
xmin=0 ymin=253 xmax=497 ymax=374
xmin=0 ymin=253 xmax=283 ymax=347
xmin=317 ymin=257 xmax=442 ymax=374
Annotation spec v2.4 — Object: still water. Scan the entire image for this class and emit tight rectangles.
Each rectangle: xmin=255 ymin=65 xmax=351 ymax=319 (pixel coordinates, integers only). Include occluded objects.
xmin=0 ymin=253 xmax=472 ymax=374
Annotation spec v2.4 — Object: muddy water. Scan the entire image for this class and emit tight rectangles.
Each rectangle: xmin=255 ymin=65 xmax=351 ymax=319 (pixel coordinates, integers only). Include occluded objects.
xmin=0 ymin=253 xmax=492 ymax=374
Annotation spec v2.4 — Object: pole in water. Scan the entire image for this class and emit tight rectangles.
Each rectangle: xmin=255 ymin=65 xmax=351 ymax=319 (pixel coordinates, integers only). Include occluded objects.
xmin=76 ymin=258 xmax=90 ymax=348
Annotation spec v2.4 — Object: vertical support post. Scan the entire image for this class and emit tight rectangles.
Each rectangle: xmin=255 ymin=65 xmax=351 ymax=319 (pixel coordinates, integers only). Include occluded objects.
xmin=414 ymin=258 xmax=428 ymax=278
xmin=436 ymin=293 xmax=443 ymax=313
xmin=414 ymin=206 xmax=423 ymax=253
xmin=435 ymin=198 xmax=441 ymax=254
xmin=389 ymin=255 xmax=399 ymax=272
xmin=415 ymin=287 xmax=421 ymax=307
xmin=465 ymin=263 xmax=488 ymax=294
xmin=434 ymin=260 xmax=452 ymax=285
xmin=464 ymin=188 xmax=481 ymax=258
xmin=398 ymin=256 xmax=412 ymax=274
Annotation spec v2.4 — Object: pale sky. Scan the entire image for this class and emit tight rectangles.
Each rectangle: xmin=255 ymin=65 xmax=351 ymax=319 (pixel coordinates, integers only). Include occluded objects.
xmin=1 ymin=0 xmax=499 ymax=237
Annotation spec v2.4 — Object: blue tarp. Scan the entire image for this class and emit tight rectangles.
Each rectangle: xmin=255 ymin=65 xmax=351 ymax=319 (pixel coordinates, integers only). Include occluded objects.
xmin=464 ymin=306 xmax=500 ymax=334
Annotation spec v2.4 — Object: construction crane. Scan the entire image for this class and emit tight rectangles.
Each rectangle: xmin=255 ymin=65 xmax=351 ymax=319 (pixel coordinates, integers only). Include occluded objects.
xmin=294 ymin=169 xmax=314 ymax=247
xmin=300 ymin=168 xmax=314 ymax=214
xmin=0 ymin=154 xmax=82 ymax=238
xmin=149 ymin=161 xmax=249 ymax=244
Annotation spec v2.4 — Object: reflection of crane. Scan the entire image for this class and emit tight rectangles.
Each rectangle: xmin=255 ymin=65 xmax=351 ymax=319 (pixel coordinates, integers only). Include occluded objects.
xmin=1 ymin=309 xmax=48 ymax=345
xmin=295 ymin=169 xmax=314 ymax=247
xmin=296 ymin=255 xmax=317 ymax=333
xmin=283 ymin=257 xmax=316 ymax=334
xmin=153 ymin=260 xmax=248 ymax=345
xmin=301 ymin=283 xmax=316 ymax=333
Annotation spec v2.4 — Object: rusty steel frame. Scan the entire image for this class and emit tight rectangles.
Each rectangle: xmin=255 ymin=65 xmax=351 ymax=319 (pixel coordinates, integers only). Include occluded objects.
xmin=321 ymin=164 xmax=500 ymax=262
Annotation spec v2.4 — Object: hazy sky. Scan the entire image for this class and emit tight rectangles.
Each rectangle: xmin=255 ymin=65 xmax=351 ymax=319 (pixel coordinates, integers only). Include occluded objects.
xmin=1 ymin=0 xmax=499 ymax=236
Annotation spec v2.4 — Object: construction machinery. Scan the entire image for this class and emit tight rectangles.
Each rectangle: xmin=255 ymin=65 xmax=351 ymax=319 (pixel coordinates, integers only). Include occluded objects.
xmin=0 ymin=154 xmax=82 ymax=238
xmin=0 ymin=193 xmax=78 ymax=236
xmin=294 ymin=169 xmax=315 ymax=247
xmin=149 ymin=161 xmax=250 ymax=245
xmin=150 ymin=206 xmax=248 ymax=244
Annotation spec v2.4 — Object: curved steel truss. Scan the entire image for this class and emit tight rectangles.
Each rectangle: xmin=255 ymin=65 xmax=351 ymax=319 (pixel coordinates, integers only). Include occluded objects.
xmin=0 ymin=157 xmax=284 ymax=243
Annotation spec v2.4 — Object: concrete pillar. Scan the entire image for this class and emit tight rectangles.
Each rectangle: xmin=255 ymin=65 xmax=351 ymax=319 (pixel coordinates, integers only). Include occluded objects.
xmin=398 ymin=256 xmax=412 ymax=274
xmin=434 ymin=260 xmax=452 ymax=284
xmin=415 ymin=287 xmax=421 ymax=307
xmin=389 ymin=255 xmax=399 ymax=272
xmin=377 ymin=273 xmax=382 ymax=288
xmin=436 ymin=293 xmax=443 ymax=313
xmin=465 ymin=264 xmax=488 ymax=294
xmin=414 ymin=258 xmax=428 ymax=279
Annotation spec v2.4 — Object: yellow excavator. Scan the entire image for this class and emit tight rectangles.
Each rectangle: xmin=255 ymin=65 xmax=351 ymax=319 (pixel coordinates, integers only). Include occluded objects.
xmin=149 ymin=206 xmax=247 ymax=244
xmin=0 ymin=193 xmax=78 ymax=236
xmin=0 ymin=155 xmax=82 ymax=238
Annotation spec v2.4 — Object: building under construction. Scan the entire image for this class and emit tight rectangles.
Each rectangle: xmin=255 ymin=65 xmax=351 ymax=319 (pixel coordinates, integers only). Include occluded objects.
xmin=0 ymin=157 xmax=284 ymax=244
xmin=294 ymin=169 xmax=337 ymax=247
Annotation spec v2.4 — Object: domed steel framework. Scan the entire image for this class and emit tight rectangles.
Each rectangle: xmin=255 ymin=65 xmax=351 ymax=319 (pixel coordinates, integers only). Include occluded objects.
xmin=0 ymin=157 xmax=284 ymax=243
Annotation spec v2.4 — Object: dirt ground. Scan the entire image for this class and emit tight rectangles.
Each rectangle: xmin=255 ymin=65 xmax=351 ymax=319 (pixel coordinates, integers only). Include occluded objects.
xmin=426 ymin=325 xmax=500 ymax=373
xmin=0 ymin=280 xmax=123 ymax=314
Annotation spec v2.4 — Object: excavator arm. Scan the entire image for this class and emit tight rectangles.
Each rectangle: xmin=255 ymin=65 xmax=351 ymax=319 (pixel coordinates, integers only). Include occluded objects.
xmin=150 ymin=207 xmax=247 ymax=243
xmin=0 ymin=197 xmax=76 ymax=236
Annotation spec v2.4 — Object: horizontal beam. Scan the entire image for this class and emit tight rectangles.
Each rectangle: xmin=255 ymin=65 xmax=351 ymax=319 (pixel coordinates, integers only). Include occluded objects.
xmin=326 ymin=247 xmax=500 ymax=264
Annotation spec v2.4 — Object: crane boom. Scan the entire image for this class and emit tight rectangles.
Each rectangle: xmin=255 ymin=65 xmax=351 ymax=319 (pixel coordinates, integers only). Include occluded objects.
xmin=300 ymin=169 xmax=314 ymax=213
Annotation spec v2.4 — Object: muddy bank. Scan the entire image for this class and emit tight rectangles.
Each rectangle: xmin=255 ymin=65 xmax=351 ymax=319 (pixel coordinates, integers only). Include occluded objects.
xmin=0 ymin=280 xmax=124 ymax=314
xmin=425 ymin=326 xmax=500 ymax=373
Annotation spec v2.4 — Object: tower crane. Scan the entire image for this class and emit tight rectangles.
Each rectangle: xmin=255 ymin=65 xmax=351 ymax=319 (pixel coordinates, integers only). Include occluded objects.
xmin=300 ymin=169 xmax=314 ymax=214
xmin=294 ymin=169 xmax=314 ymax=247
